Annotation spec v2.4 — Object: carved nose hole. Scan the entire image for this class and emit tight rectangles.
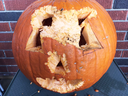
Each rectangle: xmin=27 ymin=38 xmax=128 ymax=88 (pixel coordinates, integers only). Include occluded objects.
xmin=57 ymin=61 xmax=63 ymax=67
xmin=79 ymin=28 xmax=86 ymax=46
xmin=55 ymin=61 xmax=66 ymax=75
xmin=42 ymin=17 xmax=52 ymax=26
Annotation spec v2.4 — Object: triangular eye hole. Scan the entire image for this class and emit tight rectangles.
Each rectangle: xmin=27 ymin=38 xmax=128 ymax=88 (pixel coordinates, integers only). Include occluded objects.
xmin=36 ymin=31 xmax=41 ymax=47
xmin=78 ymin=18 xmax=102 ymax=50
xmin=79 ymin=28 xmax=86 ymax=46
xmin=42 ymin=17 xmax=53 ymax=26
xmin=79 ymin=19 xmax=85 ymax=25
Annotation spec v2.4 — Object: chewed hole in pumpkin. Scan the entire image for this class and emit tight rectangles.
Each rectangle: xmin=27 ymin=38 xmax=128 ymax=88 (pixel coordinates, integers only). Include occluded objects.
xmin=57 ymin=61 xmax=63 ymax=67
xmin=55 ymin=61 xmax=66 ymax=75
xmin=42 ymin=17 xmax=52 ymax=26
xmin=79 ymin=19 xmax=85 ymax=25
xmin=79 ymin=28 xmax=86 ymax=46
xmin=36 ymin=31 xmax=41 ymax=47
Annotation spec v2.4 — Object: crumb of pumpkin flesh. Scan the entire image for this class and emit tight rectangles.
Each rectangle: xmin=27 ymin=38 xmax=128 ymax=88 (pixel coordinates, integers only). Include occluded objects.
xmin=26 ymin=5 xmax=98 ymax=51
xmin=45 ymin=51 xmax=70 ymax=74
xmin=36 ymin=77 xmax=84 ymax=93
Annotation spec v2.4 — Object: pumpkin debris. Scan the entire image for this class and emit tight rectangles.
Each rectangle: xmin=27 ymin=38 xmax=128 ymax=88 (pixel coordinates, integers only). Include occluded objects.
xmin=94 ymin=89 xmax=99 ymax=92
xmin=38 ymin=90 xmax=40 ymax=93
xmin=30 ymin=82 xmax=32 ymax=85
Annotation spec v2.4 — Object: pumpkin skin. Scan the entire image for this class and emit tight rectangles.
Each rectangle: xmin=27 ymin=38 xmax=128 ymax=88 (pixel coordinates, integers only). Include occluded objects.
xmin=12 ymin=0 xmax=117 ymax=93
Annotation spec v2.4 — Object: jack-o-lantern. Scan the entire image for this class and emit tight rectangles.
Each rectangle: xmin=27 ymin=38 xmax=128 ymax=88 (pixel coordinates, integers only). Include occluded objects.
xmin=12 ymin=0 xmax=117 ymax=93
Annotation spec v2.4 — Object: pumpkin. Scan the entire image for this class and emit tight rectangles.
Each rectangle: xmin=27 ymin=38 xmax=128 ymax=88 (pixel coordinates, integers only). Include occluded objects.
xmin=12 ymin=0 xmax=117 ymax=93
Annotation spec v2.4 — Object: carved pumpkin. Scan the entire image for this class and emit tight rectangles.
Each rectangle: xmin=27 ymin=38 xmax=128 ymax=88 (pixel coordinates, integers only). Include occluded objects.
xmin=12 ymin=0 xmax=117 ymax=93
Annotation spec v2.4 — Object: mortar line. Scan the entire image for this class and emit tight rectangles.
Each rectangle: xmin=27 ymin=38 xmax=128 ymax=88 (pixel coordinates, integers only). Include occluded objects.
xmin=8 ymin=21 xmax=12 ymax=31
xmin=2 ymin=0 xmax=6 ymax=11
xmin=3 ymin=50 xmax=6 ymax=57
xmin=0 ymin=10 xmax=24 ymax=12
xmin=124 ymin=31 xmax=128 ymax=40
xmin=114 ymin=57 xmax=128 ymax=59
xmin=106 ymin=9 xmax=128 ymax=11
xmin=111 ymin=0 xmax=115 ymax=9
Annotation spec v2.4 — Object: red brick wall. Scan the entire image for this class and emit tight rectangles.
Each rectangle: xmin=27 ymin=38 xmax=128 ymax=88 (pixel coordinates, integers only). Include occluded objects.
xmin=0 ymin=0 xmax=128 ymax=76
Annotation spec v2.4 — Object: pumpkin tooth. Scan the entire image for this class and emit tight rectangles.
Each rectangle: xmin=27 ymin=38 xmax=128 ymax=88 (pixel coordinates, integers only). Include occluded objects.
xmin=61 ymin=54 xmax=70 ymax=73
xmin=36 ymin=77 xmax=84 ymax=93
xmin=45 ymin=51 xmax=60 ymax=73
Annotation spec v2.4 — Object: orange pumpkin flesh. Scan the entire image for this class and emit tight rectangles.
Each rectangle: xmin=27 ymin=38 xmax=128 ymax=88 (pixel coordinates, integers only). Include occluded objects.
xmin=12 ymin=0 xmax=117 ymax=94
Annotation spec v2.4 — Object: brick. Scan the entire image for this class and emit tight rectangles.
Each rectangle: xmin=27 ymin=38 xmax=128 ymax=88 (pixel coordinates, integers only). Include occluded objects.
xmin=0 ymin=23 xmax=10 ymax=31
xmin=114 ymin=22 xmax=128 ymax=31
xmin=96 ymin=0 xmax=113 ymax=9
xmin=120 ymin=67 xmax=128 ymax=73
xmin=0 ymin=42 xmax=12 ymax=50
xmin=0 ymin=59 xmax=16 ymax=65
xmin=114 ymin=59 xmax=128 ymax=65
xmin=115 ymin=51 xmax=122 ymax=57
xmin=107 ymin=11 xmax=127 ymax=20
xmin=0 ymin=33 xmax=13 ymax=41
xmin=0 ymin=1 xmax=4 ymax=11
xmin=4 ymin=0 xmax=35 ymax=10
xmin=0 ymin=51 xmax=5 ymax=57
xmin=5 ymin=51 xmax=13 ymax=57
xmin=7 ymin=66 xmax=19 ymax=72
xmin=113 ymin=0 xmax=128 ymax=9
xmin=10 ymin=23 xmax=17 ymax=31
xmin=122 ymin=51 xmax=128 ymax=57
xmin=0 ymin=66 xmax=7 ymax=72
xmin=117 ymin=32 xmax=126 ymax=40
xmin=117 ymin=42 xmax=128 ymax=49
xmin=0 ymin=12 xmax=22 ymax=21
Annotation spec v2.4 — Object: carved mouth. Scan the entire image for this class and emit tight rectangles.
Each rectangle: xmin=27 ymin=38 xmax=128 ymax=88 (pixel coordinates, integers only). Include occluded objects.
xmin=36 ymin=77 xmax=84 ymax=93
